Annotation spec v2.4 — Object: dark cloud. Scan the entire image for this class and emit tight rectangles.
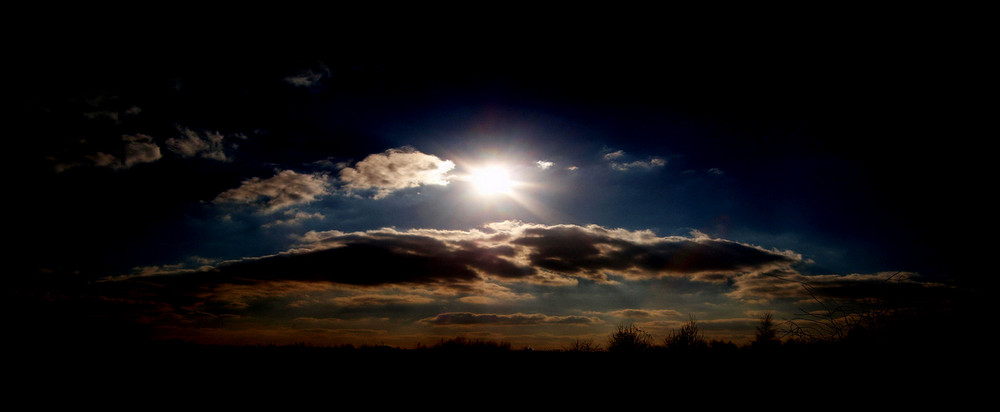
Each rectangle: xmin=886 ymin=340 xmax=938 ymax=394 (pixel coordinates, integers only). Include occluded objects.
xmin=81 ymin=222 xmax=801 ymax=338
xmin=420 ymin=312 xmax=598 ymax=326
xmin=123 ymin=222 xmax=799 ymax=292
xmin=511 ymin=225 xmax=799 ymax=281
xmin=727 ymin=270 xmax=949 ymax=303
xmin=212 ymin=237 xmax=482 ymax=287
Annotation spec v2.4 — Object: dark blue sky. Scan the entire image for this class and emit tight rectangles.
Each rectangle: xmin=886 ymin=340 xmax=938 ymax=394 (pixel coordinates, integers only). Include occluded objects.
xmin=11 ymin=30 xmax=986 ymax=348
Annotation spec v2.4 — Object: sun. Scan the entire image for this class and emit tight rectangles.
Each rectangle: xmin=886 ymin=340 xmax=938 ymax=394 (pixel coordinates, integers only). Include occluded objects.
xmin=469 ymin=166 xmax=513 ymax=195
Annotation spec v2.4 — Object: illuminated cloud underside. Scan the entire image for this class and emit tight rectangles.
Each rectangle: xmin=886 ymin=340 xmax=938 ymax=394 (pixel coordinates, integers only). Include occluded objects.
xmin=338 ymin=147 xmax=456 ymax=199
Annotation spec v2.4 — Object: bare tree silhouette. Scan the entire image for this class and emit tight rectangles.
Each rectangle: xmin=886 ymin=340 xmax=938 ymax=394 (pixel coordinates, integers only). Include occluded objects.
xmin=563 ymin=338 xmax=601 ymax=352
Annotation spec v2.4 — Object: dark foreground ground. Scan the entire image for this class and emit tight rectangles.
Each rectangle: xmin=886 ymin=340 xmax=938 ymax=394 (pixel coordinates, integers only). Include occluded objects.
xmin=9 ymin=340 xmax=986 ymax=408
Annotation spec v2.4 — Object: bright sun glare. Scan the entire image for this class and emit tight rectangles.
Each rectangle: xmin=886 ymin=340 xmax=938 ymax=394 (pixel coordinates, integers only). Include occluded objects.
xmin=470 ymin=166 xmax=513 ymax=195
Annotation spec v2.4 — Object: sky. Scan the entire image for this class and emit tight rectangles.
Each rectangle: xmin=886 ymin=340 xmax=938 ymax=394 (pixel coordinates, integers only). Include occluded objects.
xmin=11 ymin=28 xmax=988 ymax=350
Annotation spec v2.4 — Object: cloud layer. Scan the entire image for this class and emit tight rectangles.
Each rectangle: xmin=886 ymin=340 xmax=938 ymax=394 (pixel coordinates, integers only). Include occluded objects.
xmin=145 ymin=221 xmax=801 ymax=291
xmin=93 ymin=221 xmax=953 ymax=348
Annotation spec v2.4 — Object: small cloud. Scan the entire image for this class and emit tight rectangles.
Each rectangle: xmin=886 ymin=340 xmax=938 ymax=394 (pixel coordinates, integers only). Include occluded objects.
xmin=86 ymin=152 xmax=119 ymax=169
xmin=83 ymin=111 xmax=119 ymax=122
xmin=602 ymin=149 xmax=666 ymax=171
xmin=284 ymin=70 xmax=325 ymax=87
xmin=214 ymin=170 xmax=331 ymax=213
xmin=603 ymin=150 xmax=625 ymax=160
xmin=284 ymin=64 xmax=331 ymax=88
xmin=567 ymin=166 xmax=579 ymax=171
xmin=75 ymin=134 xmax=162 ymax=171
xmin=166 ymin=127 xmax=234 ymax=162
xmin=338 ymin=147 xmax=455 ymax=199
xmin=536 ymin=160 xmax=554 ymax=170
xmin=708 ymin=168 xmax=724 ymax=175
xmin=261 ymin=210 xmax=326 ymax=228
xmin=609 ymin=158 xmax=666 ymax=171
xmin=121 ymin=134 xmax=162 ymax=168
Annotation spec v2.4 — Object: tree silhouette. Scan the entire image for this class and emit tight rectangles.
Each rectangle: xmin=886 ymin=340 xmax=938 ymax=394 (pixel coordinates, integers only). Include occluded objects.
xmin=751 ymin=312 xmax=780 ymax=349
xmin=607 ymin=322 xmax=653 ymax=352
xmin=664 ymin=316 xmax=707 ymax=352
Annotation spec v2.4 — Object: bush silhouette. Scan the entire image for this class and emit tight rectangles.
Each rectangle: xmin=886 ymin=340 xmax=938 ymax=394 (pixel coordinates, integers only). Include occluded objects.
xmin=607 ymin=322 xmax=653 ymax=352
xmin=664 ymin=316 xmax=707 ymax=352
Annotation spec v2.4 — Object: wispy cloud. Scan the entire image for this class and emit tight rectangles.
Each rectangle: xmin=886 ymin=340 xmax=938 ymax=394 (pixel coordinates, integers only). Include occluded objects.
xmin=214 ymin=170 xmax=331 ymax=213
xmin=536 ymin=160 xmax=554 ymax=170
xmin=605 ymin=309 xmax=684 ymax=319
xmin=602 ymin=149 xmax=666 ymax=171
xmin=284 ymin=64 xmax=331 ymax=87
xmin=331 ymin=294 xmax=435 ymax=306
xmin=419 ymin=312 xmax=600 ymax=326
xmin=261 ymin=210 xmax=326 ymax=228
xmin=166 ymin=127 xmax=238 ymax=162
xmin=80 ymin=134 xmax=161 ymax=171
xmin=726 ymin=270 xmax=939 ymax=302
xmin=338 ymin=147 xmax=455 ymax=199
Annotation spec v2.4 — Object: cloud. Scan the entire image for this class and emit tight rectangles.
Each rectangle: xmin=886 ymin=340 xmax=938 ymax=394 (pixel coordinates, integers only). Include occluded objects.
xmin=83 ymin=110 xmax=120 ymax=122
xmin=261 ymin=210 xmax=326 ymax=228
xmin=726 ymin=270 xmax=941 ymax=302
xmin=214 ymin=170 xmax=331 ymax=213
xmin=330 ymin=294 xmax=435 ymax=306
xmin=284 ymin=64 xmax=331 ymax=87
xmin=79 ymin=134 xmax=162 ymax=171
xmin=602 ymin=149 xmax=666 ymax=171
xmin=605 ymin=309 xmax=684 ymax=319
xmin=285 ymin=70 xmax=325 ymax=87
xmin=708 ymin=168 xmax=724 ymax=176
xmin=121 ymin=134 xmax=162 ymax=168
xmin=135 ymin=221 xmax=799 ymax=292
xmin=165 ymin=127 xmax=235 ymax=161
xmin=94 ymin=222 xmax=803 ymax=335
xmin=338 ymin=147 xmax=455 ymax=199
xmin=603 ymin=150 xmax=625 ymax=160
xmin=506 ymin=223 xmax=799 ymax=281
xmin=536 ymin=160 xmax=554 ymax=170
xmin=419 ymin=312 xmax=599 ymax=326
